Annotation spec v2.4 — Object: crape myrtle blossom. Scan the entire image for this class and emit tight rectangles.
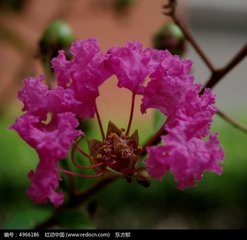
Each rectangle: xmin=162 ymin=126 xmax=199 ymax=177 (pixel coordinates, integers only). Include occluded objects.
xmin=11 ymin=38 xmax=224 ymax=207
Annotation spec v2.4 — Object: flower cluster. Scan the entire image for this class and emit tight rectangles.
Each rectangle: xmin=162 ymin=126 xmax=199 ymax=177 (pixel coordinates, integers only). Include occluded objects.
xmin=12 ymin=38 xmax=224 ymax=207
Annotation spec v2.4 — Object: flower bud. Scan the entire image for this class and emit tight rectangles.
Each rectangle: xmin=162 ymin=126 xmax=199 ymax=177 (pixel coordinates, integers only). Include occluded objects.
xmin=152 ymin=22 xmax=186 ymax=56
xmin=39 ymin=20 xmax=74 ymax=62
xmin=135 ymin=168 xmax=151 ymax=187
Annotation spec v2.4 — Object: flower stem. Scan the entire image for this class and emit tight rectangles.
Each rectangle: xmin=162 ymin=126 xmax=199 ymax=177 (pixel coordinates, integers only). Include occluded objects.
xmin=203 ymin=43 xmax=247 ymax=91
xmin=95 ymin=104 xmax=105 ymax=140
xmin=126 ymin=93 xmax=136 ymax=136
xmin=141 ymin=120 xmax=167 ymax=155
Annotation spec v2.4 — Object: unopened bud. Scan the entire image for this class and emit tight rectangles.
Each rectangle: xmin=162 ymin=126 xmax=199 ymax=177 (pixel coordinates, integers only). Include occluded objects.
xmin=135 ymin=168 xmax=151 ymax=187
xmin=152 ymin=22 xmax=186 ymax=56
xmin=39 ymin=20 xmax=74 ymax=62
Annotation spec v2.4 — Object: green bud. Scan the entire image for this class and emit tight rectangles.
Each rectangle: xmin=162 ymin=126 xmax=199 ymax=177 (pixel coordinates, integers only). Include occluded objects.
xmin=39 ymin=20 xmax=74 ymax=61
xmin=153 ymin=22 xmax=186 ymax=56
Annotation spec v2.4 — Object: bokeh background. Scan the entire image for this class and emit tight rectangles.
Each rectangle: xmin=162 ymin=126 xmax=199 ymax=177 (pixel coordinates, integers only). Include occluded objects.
xmin=0 ymin=0 xmax=247 ymax=229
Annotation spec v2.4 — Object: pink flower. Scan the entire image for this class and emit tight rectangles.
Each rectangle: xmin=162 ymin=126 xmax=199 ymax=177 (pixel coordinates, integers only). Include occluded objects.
xmin=12 ymin=38 xmax=224 ymax=207
xmin=146 ymin=130 xmax=224 ymax=190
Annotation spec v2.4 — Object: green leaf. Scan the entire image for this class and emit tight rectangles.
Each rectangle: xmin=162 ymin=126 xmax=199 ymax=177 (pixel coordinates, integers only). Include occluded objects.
xmin=56 ymin=210 xmax=95 ymax=229
xmin=4 ymin=208 xmax=51 ymax=229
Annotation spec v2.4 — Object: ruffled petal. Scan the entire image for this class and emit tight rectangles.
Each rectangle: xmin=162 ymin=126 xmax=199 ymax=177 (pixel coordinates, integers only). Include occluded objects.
xmin=11 ymin=113 xmax=81 ymax=207
xmin=146 ymin=129 xmax=224 ymax=190
xmin=108 ymin=42 xmax=152 ymax=94
xmin=51 ymin=38 xmax=112 ymax=119
xmin=27 ymin=159 xmax=63 ymax=207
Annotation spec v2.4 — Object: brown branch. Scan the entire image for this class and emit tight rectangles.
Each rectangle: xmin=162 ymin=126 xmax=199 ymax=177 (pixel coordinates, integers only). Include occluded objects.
xmin=173 ymin=16 xmax=215 ymax=72
xmin=34 ymin=178 xmax=114 ymax=229
xmin=216 ymin=108 xmax=247 ymax=133
xmin=163 ymin=1 xmax=215 ymax=72
xmin=204 ymin=43 xmax=247 ymax=90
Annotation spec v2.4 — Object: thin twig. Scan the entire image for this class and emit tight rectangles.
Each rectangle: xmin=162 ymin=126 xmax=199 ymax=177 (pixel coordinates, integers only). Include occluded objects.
xmin=204 ymin=43 xmax=247 ymax=90
xmin=141 ymin=121 xmax=167 ymax=155
xmin=95 ymin=104 xmax=105 ymax=140
xmin=174 ymin=16 xmax=216 ymax=72
xmin=216 ymin=108 xmax=247 ymax=133
xmin=163 ymin=1 xmax=215 ymax=72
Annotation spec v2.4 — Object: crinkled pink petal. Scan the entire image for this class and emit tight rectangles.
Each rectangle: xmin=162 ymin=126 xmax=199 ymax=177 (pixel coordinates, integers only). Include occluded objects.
xmin=18 ymin=76 xmax=49 ymax=119
xmin=70 ymin=38 xmax=100 ymax=67
xmin=11 ymin=112 xmax=81 ymax=207
xmin=141 ymin=51 xmax=195 ymax=115
xmin=18 ymin=76 xmax=82 ymax=119
xmin=146 ymin=130 xmax=224 ymax=190
xmin=27 ymin=159 xmax=63 ymax=207
xmin=51 ymin=38 xmax=112 ymax=119
xmin=146 ymin=145 xmax=169 ymax=180
xmin=141 ymin=52 xmax=216 ymax=138
xmin=171 ymin=88 xmax=216 ymax=138
xmin=50 ymin=50 xmax=72 ymax=87
xmin=108 ymin=41 xmax=152 ymax=94
xmin=71 ymin=52 xmax=112 ymax=119
xmin=141 ymin=64 xmax=197 ymax=116
xmin=11 ymin=113 xmax=81 ymax=159
xmin=51 ymin=38 xmax=100 ymax=87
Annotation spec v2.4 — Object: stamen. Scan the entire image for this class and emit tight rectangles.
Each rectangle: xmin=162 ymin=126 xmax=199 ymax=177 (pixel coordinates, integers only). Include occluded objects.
xmin=126 ymin=93 xmax=136 ymax=136
xmin=95 ymin=104 xmax=105 ymax=140
xmin=59 ymin=168 xmax=105 ymax=178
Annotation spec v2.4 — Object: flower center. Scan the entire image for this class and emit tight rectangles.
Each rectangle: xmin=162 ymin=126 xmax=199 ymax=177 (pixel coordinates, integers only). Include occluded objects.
xmin=88 ymin=121 xmax=141 ymax=176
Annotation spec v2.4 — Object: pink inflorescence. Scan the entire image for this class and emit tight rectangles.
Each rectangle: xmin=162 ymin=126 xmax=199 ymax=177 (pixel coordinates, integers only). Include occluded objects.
xmin=11 ymin=38 xmax=224 ymax=207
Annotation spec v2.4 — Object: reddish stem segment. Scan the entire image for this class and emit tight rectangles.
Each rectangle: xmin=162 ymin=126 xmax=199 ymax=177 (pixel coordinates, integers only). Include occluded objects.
xmin=126 ymin=93 xmax=136 ymax=136
xmin=95 ymin=104 xmax=105 ymax=140
xmin=141 ymin=120 xmax=167 ymax=154
xmin=59 ymin=168 xmax=104 ymax=178
xmin=71 ymin=142 xmax=104 ymax=169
